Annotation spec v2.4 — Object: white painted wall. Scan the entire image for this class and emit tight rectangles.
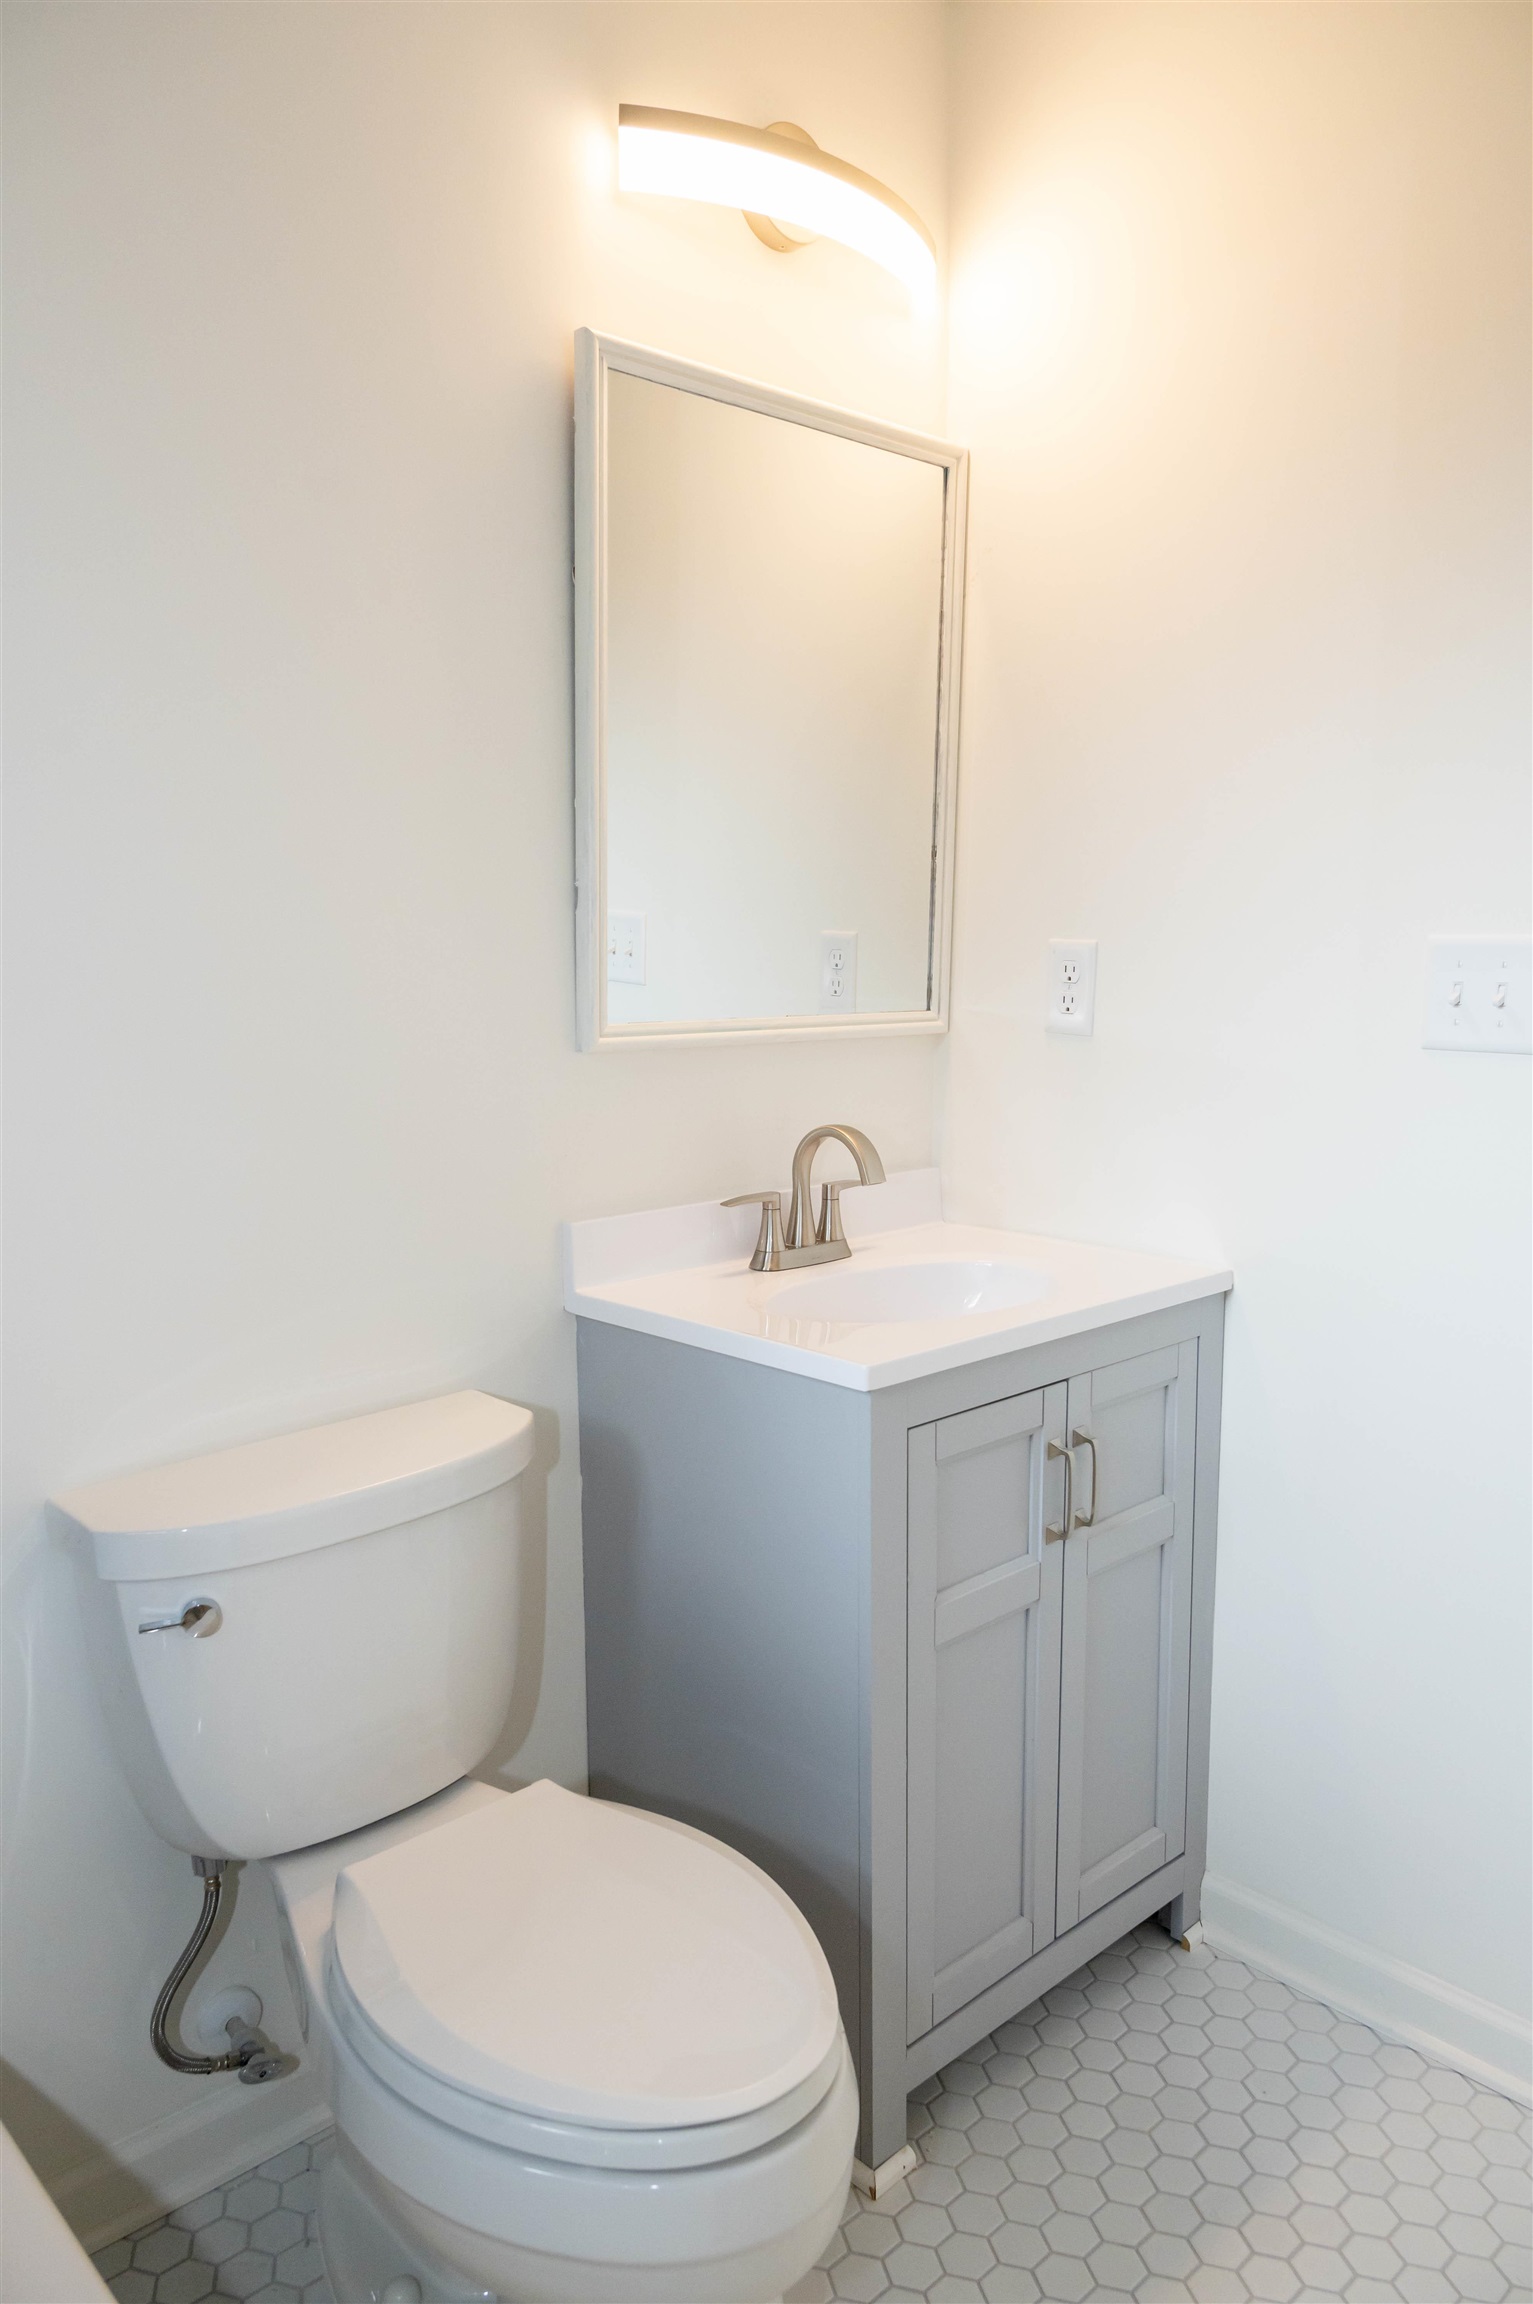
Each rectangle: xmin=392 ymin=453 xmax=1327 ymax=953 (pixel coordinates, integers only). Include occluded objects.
xmin=943 ymin=2 xmax=1531 ymax=2085
xmin=2 ymin=0 xmax=948 ymax=2234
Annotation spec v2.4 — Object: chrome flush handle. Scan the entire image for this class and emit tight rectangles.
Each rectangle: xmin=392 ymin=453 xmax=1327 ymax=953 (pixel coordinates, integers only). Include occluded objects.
xmin=139 ymin=1601 xmax=223 ymax=1638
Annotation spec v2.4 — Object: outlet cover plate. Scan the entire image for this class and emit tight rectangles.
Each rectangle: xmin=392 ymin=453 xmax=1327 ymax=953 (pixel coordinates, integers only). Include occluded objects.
xmin=1047 ymin=939 xmax=1097 ymax=1036
xmin=1423 ymin=935 xmax=1530 ymax=1053
xmin=819 ymin=929 xmax=859 ymax=1015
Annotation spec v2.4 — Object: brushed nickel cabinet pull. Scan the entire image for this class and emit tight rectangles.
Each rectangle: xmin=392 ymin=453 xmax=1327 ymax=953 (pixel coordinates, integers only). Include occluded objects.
xmin=1070 ymin=1429 xmax=1097 ymax=1527
xmin=1046 ymin=1438 xmax=1073 ymax=1543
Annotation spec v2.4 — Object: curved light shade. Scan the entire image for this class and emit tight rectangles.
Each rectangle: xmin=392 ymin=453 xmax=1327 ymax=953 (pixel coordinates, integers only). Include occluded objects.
xmin=618 ymin=106 xmax=937 ymax=307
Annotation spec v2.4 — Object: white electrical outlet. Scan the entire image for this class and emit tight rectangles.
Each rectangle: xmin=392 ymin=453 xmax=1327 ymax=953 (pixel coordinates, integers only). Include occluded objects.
xmin=1424 ymin=935 xmax=1531 ymax=1052
xmin=606 ymin=911 xmax=646 ymax=986
xmin=820 ymin=929 xmax=858 ymax=1014
xmin=1046 ymin=939 xmax=1097 ymax=1035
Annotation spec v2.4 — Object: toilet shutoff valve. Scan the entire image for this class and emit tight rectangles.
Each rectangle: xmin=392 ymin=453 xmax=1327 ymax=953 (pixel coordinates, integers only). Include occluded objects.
xmin=194 ymin=1987 xmax=286 ymax=2085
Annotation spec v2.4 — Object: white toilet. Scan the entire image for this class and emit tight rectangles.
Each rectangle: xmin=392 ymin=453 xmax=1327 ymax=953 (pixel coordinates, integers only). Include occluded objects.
xmin=51 ymin=1392 xmax=857 ymax=2303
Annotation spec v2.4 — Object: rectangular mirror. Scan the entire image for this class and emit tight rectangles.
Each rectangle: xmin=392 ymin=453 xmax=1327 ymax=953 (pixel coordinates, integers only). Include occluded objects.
xmin=574 ymin=330 xmax=967 ymax=1046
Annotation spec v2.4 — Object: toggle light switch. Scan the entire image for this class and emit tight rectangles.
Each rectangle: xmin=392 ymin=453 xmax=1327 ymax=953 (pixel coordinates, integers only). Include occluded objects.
xmin=1423 ymin=936 xmax=1531 ymax=1052
xmin=607 ymin=912 xmax=646 ymax=985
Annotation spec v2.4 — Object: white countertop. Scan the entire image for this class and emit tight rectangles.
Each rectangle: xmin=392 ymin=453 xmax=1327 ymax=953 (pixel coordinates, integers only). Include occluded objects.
xmin=563 ymin=1171 xmax=1232 ymax=1391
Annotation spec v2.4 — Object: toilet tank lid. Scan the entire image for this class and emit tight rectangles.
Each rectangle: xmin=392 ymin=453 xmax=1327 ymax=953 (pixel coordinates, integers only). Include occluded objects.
xmin=49 ymin=1392 xmax=535 ymax=1582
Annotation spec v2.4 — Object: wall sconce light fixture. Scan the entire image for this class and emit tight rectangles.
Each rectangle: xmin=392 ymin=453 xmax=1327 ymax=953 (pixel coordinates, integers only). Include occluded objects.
xmin=617 ymin=105 xmax=936 ymax=307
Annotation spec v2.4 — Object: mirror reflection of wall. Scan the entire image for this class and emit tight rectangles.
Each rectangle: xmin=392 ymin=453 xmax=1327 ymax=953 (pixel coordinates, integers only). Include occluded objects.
xmin=603 ymin=373 xmax=948 ymax=1027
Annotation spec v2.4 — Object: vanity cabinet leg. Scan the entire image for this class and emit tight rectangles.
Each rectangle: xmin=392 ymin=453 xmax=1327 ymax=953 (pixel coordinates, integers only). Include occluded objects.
xmin=1163 ymin=1884 xmax=1203 ymax=1945
xmin=861 ymin=2052 xmax=912 ymax=2179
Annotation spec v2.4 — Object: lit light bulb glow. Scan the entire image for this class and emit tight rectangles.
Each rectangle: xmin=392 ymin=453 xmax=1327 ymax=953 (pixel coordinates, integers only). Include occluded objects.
xmin=618 ymin=107 xmax=937 ymax=309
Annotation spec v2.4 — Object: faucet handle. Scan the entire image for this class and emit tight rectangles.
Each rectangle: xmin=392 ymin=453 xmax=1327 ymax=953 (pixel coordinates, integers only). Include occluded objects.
xmin=818 ymin=1178 xmax=856 ymax=1247
xmin=723 ymin=1191 xmax=785 ymax=1273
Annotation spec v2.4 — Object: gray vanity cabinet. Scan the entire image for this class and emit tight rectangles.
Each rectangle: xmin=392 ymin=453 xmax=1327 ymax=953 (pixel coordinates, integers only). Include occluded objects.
xmin=905 ymin=1385 xmax=1064 ymax=2040
xmin=1056 ymin=1344 xmax=1197 ymax=1935
xmin=905 ymin=1339 xmax=1197 ymax=2041
xmin=577 ymin=1288 xmax=1225 ymax=2173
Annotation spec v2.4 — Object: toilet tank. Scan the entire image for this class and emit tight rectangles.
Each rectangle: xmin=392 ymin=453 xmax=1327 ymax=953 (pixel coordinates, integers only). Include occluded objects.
xmin=50 ymin=1392 xmax=535 ymax=1860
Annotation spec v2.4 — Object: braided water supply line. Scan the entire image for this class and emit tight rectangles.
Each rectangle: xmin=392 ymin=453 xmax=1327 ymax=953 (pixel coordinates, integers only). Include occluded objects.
xmin=150 ymin=1858 xmax=283 ymax=2082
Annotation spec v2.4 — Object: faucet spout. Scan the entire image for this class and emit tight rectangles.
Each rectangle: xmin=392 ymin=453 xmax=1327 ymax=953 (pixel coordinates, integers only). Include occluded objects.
xmin=723 ymin=1123 xmax=886 ymax=1272
xmin=786 ymin=1125 xmax=886 ymax=1253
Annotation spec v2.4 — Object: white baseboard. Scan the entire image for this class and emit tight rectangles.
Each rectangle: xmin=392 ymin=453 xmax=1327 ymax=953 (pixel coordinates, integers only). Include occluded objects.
xmin=50 ymin=2065 xmax=331 ymax=2254
xmin=1201 ymin=1875 xmax=1532 ymax=2108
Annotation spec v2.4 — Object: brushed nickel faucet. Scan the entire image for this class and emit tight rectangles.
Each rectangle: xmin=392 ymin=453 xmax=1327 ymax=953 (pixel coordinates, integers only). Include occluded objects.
xmin=724 ymin=1124 xmax=886 ymax=1273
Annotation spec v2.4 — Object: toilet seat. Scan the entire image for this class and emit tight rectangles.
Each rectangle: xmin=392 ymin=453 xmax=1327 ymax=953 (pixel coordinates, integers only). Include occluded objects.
xmin=328 ymin=1950 xmax=848 ymax=2171
xmin=330 ymin=1780 xmax=842 ymax=2154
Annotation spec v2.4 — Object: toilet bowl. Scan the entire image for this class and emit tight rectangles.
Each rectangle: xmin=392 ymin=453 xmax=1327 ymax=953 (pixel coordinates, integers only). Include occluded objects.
xmin=270 ymin=1776 xmax=856 ymax=2302
xmin=52 ymin=1392 xmax=855 ymax=2303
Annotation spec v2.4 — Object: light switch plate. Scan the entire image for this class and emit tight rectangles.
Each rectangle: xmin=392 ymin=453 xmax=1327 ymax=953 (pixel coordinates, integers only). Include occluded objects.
xmin=1423 ymin=935 xmax=1531 ymax=1053
xmin=1046 ymin=939 xmax=1097 ymax=1035
xmin=607 ymin=911 xmax=646 ymax=985
xmin=820 ymin=929 xmax=858 ymax=1014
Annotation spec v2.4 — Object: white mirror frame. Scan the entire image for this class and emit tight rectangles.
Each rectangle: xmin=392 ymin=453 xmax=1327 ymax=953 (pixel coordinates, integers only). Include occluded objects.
xmin=573 ymin=328 xmax=968 ymax=1049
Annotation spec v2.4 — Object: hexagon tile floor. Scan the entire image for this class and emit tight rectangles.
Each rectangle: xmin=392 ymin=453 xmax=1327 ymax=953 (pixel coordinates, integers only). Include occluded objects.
xmin=92 ymin=2135 xmax=336 ymax=2304
xmin=93 ymin=1924 xmax=1531 ymax=2304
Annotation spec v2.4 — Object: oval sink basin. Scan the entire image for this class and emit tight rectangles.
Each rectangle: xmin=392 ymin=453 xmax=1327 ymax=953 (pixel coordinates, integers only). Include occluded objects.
xmin=766 ymin=1258 xmax=1049 ymax=1326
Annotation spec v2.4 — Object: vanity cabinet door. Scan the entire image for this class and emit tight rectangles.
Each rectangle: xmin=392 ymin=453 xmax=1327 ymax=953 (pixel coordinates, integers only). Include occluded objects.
xmin=1055 ymin=1342 xmax=1197 ymax=1932
xmin=906 ymin=1384 xmax=1066 ymax=2042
